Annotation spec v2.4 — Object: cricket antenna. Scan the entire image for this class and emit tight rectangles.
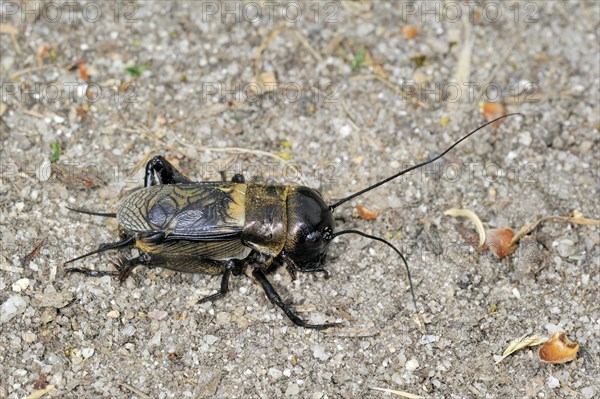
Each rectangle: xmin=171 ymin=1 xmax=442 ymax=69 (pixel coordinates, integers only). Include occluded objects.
xmin=65 ymin=206 xmax=117 ymax=218
xmin=329 ymin=113 xmax=523 ymax=210
xmin=330 ymin=229 xmax=425 ymax=332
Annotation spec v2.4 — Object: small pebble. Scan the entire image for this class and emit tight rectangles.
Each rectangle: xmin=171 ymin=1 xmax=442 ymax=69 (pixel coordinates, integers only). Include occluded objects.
xmin=313 ymin=345 xmax=329 ymax=361
xmin=284 ymin=383 xmax=300 ymax=397
xmin=268 ymin=368 xmax=283 ymax=379
xmin=216 ymin=312 xmax=231 ymax=324
xmin=581 ymin=386 xmax=596 ymax=399
xmin=81 ymin=348 xmax=94 ymax=359
xmin=1 ymin=295 xmax=27 ymax=323
xmin=106 ymin=310 xmax=120 ymax=318
xmin=556 ymin=239 xmax=574 ymax=257
xmin=419 ymin=335 xmax=440 ymax=344
xmin=148 ymin=332 xmax=161 ymax=347
xmin=205 ymin=335 xmax=219 ymax=345
xmin=405 ymin=358 xmax=419 ymax=371
xmin=23 ymin=331 xmax=37 ymax=343
xmin=12 ymin=278 xmax=30 ymax=292
xmin=148 ymin=310 xmax=168 ymax=321
xmin=512 ymin=288 xmax=521 ymax=299
xmin=121 ymin=325 xmax=136 ymax=336
xmin=547 ymin=375 xmax=560 ymax=389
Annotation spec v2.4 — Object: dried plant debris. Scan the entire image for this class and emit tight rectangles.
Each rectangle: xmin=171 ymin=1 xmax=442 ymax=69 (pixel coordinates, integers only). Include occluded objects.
xmin=357 ymin=204 xmax=378 ymax=220
xmin=78 ymin=60 xmax=89 ymax=81
xmin=538 ymin=332 xmax=580 ymax=364
xmin=21 ymin=239 xmax=45 ymax=267
xmin=481 ymin=102 xmax=507 ymax=126
xmin=401 ymin=25 xmax=418 ymax=40
xmin=444 ymin=208 xmax=485 ymax=247
xmin=446 ymin=209 xmax=598 ymax=259
xmin=51 ymin=162 xmax=105 ymax=189
xmin=26 ymin=385 xmax=56 ymax=399
xmin=370 ymin=387 xmax=425 ymax=398
xmin=495 ymin=333 xmax=549 ymax=364
xmin=496 ymin=332 xmax=580 ymax=365
xmin=485 ymin=228 xmax=517 ymax=259
xmin=510 ymin=210 xmax=599 ymax=246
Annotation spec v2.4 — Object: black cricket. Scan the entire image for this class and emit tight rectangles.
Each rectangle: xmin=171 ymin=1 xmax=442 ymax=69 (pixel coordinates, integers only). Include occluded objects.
xmin=65 ymin=114 xmax=521 ymax=329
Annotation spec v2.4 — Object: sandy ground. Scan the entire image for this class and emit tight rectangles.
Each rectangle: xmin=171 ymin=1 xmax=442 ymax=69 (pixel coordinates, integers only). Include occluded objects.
xmin=1 ymin=1 xmax=599 ymax=398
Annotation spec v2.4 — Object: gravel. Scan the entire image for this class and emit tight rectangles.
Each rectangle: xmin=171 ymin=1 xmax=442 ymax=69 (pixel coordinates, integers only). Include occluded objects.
xmin=1 ymin=1 xmax=599 ymax=398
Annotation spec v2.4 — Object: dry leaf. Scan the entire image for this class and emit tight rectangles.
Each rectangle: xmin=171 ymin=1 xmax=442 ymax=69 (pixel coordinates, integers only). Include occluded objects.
xmin=357 ymin=204 xmax=378 ymax=220
xmin=370 ymin=387 xmax=424 ymax=398
xmin=496 ymin=333 xmax=548 ymax=364
xmin=486 ymin=228 xmax=517 ymax=259
xmin=538 ymin=332 xmax=579 ymax=364
xmin=444 ymin=208 xmax=485 ymax=247
xmin=481 ymin=102 xmax=507 ymax=126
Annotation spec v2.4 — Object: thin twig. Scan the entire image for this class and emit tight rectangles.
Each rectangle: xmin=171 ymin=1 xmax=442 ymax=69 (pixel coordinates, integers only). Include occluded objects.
xmin=118 ymin=383 xmax=151 ymax=399
xmin=10 ymin=64 xmax=55 ymax=80
xmin=510 ymin=215 xmax=599 ymax=246
xmin=254 ymin=20 xmax=286 ymax=75
xmin=294 ymin=30 xmax=323 ymax=62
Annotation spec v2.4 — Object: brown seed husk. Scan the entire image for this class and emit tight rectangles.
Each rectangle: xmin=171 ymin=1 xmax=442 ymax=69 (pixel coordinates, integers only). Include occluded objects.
xmin=538 ymin=332 xmax=580 ymax=364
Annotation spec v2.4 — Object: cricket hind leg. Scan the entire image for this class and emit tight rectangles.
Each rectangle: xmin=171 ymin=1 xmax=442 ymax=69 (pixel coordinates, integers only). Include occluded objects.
xmin=251 ymin=268 xmax=339 ymax=330
xmin=145 ymin=155 xmax=193 ymax=187
xmin=66 ymin=252 xmax=150 ymax=282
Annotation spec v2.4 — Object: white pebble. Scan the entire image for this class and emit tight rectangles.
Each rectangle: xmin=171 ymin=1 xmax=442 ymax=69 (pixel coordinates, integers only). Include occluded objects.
xmin=405 ymin=358 xmax=419 ymax=371
xmin=339 ymin=124 xmax=352 ymax=138
xmin=419 ymin=335 xmax=440 ymax=344
xmin=121 ymin=325 xmax=136 ymax=336
xmin=205 ymin=335 xmax=219 ymax=345
xmin=581 ymin=274 xmax=589 ymax=285
xmin=216 ymin=312 xmax=231 ymax=324
xmin=512 ymin=287 xmax=521 ymax=299
xmin=285 ymin=383 xmax=300 ymax=397
xmin=581 ymin=386 xmax=596 ymax=399
xmin=12 ymin=278 xmax=30 ymax=292
xmin=148 ymin=310 xmax=168 ymax=320
xmin=547 ymin=375 xmax=560 ymax=389
xmin=1 ymin=295 xmax=27 ymax=323
xmin=268 ymin=367 xmax=283 ymax=379
xmin=81 ymin=348 xmax=94 ymax=359
xmin=518 ymin=131 xmax=532 ymax=146
xmin=147 ymin=332 xmax=161 ymax=347
xmin=313 ymin=345 xmax=330 ymax=361
xmin=545 ymin=323 xmax=563 ymax=334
